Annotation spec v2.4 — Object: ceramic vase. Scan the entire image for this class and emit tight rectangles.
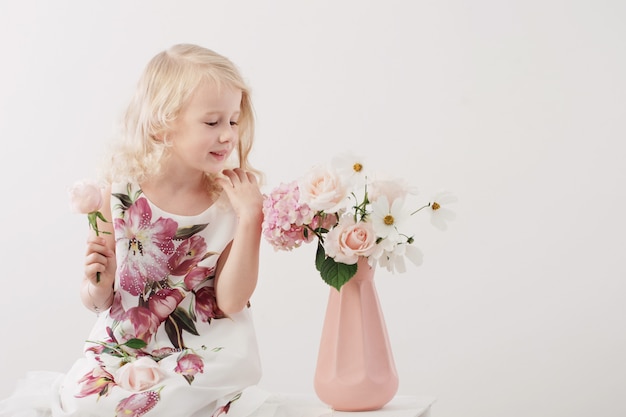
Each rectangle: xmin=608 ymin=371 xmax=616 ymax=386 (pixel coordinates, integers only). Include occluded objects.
xmin=314 ymin=256 xmax=399 ymax=411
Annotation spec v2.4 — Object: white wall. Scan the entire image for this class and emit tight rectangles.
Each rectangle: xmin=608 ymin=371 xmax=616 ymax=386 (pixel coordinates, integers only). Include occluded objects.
xmin=1 ymin=1 xmax=624 ymax=417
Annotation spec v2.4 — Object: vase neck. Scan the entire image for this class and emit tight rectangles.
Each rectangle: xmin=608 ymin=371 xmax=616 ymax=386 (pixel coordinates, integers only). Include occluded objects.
xmin=349 ymin=257 xmax=375 ymax=284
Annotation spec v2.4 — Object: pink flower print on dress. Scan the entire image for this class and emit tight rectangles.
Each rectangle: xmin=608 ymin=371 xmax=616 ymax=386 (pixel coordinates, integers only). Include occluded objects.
xmin=194 ymin=286 xmax=226 ymax=322
xmin=84 ymin=342 xmax=105 ymax=357
xmin=211 ymin=393 xmax=242 ymax=417
xmin=212 ymin=403 xmax=230 ymax=417
xmin=148 ymin=287 xmax=185 ymax=322
xmin=151 ymin=346 xmax=178 ymax=361
xmin=122 ymin=306 xmax=160 ymax=344
xmin=115 ymin=357 xmax=163 ymax=392
xmin=75 ymin=366 xmax=115 ymax=399
xmin=175 ymin=351 xmax=205 ymax=384
xmin=115 ymin=387 xmax=163 ymax=417
xmin=184 ymin=266 xmax=214 ymax=291
xmin=109 ymin=291 xmax=126 ymax=321
xmin=167 ymin=234 xmax=208 ymax=276
xmin=115 ymin=198 xmax=178 ymax=296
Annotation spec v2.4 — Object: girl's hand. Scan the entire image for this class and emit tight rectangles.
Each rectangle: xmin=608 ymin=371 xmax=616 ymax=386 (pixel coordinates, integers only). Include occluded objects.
xmin=85 ymin=235 xmax=116 ymax=287
xmin=217 ymin=168 xmax=263 ymax=222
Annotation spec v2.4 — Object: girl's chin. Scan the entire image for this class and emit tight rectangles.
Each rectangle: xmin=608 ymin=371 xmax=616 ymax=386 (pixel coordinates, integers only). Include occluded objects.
xmin=204 ymin=162 xmax=230 ymax=175
xmin=204 ymin=167 xmax=223 ymax=175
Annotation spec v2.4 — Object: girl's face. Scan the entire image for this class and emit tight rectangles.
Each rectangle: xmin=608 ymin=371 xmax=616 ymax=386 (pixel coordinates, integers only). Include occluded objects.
xmin=168 ymin=81 xmax=242 ymax=175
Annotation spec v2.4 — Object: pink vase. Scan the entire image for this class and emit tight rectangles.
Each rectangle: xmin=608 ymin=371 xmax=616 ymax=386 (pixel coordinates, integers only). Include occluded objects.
xmin=314 ymin=257 xmax=399 ymax=411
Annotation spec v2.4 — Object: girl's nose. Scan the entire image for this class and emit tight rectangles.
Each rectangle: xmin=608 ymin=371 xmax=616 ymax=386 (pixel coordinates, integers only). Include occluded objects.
xmin=219 ymin=126 xmax=235 ymax=143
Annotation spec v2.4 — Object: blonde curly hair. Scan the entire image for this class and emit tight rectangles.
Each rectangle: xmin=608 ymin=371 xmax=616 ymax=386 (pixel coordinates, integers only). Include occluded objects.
xmin=102 ymin=44 xmax=261 ymax=197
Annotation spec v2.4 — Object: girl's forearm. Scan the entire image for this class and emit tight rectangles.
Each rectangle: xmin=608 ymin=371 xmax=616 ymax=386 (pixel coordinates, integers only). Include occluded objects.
xmin=215 ymin=217 xmax=262 ymax=314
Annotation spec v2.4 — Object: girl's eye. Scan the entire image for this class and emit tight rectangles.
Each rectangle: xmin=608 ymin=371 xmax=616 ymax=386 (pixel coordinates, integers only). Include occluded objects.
xmin=205 ymin=122 xmax=218 ymax=127
xmin=230 ymin=121 xmax=239 ymax=126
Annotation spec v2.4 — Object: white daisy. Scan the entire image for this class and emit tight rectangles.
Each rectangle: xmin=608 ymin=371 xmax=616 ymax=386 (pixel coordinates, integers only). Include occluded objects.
xmin=376 ymin=243 xmax=409 ymax=274
xmin=331 ymin=151 xmax=369 ymax=188
xmin=370 ymin=195 xmax=410 ymax=242
xmin=429 ymin=190 xmax=458 ymax=231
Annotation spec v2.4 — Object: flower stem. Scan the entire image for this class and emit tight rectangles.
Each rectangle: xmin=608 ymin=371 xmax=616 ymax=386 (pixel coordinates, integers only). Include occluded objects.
xmin=91 ymin=213 xmax=101 ymax=282
xmin=410 ymin=203 xmax=431 ymax=216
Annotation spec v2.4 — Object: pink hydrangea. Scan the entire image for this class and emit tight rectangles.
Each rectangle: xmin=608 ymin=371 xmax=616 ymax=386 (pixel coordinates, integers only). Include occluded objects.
xmin=262 ymin=181 xmax=316 ymax=251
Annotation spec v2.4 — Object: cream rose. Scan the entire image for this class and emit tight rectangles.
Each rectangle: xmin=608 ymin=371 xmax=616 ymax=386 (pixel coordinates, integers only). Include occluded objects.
xmin=324 ymin=214 xmax=376 ymax=264
xmin=115 ymin=356 xmax=163 ymax=392
xmin=298 ymin=165 xmax=350 ymax=213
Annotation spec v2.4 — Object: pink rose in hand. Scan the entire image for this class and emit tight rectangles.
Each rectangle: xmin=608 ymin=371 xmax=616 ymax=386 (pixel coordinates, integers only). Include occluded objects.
xmin=115 ymin=356 xmax=163 ymax=392
xmin=68 ymin=179 xmax=109 ymax=235
xmin=68 ymin=179 xmax=110 ymax=281
xmin=68 ymin=179 xmax=103 ymax=214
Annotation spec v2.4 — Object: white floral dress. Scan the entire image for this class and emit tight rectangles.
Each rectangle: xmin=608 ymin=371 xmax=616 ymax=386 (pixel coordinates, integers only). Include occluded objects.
xmin=0 ymin=183 xmax=268 ymax=417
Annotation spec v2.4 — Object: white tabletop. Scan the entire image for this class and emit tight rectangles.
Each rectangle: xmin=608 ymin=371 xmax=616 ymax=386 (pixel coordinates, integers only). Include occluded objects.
xmin=258 ymin=393 xmax=435 ymax=417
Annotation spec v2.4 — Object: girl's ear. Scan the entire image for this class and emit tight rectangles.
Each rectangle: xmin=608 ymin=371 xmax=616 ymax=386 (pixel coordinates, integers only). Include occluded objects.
xmin=151 ymin=131 xmax=171 ymax=146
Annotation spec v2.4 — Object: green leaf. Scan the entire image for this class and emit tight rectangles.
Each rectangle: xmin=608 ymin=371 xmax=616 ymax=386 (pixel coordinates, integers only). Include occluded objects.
xmin=124 ymin=338 xmax=148 ymax=349
xmin=320 ymin=258 xmax=357 ymax=291
xmin=112 ymin=192 xmax=133 ymax=209
xmin=95 ymin=211 xmax=109 ymax=223
xmin=133 ymin=188 xmax=143 ymax=201
xmin=164 ymin=318 xmax=183 ymax=349
xmin=175 ymin=224 xmax=209 ymax=240
xmin=87 ymin=212 xmax=98 ymax=227
xmin=164 ymin=307 xmax=201 ymax=349
xmin=172 ymin=307 xmax=199 ymax=336
xmin=315 ymin=243 xmax=326 ymax=272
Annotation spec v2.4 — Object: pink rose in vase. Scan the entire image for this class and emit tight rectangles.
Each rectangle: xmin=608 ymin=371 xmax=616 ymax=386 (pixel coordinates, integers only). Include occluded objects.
xmin=324 ymin=214 xmax=377 ymax=265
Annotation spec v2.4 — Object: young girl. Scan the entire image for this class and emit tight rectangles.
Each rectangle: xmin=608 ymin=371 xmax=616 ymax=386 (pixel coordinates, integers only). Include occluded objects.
xmin=1 ymin=44 xmax=270 ymax=417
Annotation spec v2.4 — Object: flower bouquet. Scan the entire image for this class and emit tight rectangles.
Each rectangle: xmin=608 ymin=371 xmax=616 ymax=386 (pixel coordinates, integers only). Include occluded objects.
xmin=262 ymin=153 xmax=456 ymax=290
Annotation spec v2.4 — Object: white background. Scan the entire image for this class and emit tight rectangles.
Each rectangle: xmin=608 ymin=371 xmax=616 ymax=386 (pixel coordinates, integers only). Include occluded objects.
xmin=1 ymin=1 xmax=624 ymax=417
